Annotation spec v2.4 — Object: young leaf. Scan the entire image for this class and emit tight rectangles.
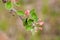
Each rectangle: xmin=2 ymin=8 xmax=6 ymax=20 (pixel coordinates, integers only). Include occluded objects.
xmin=5 ymin=1 xmax=12 ymax=10
xmin=15 ymin=2 xmax=21 ymax=6
xmin=27 ymin=19 xmax=34 ymax=25
xmin=15 ymin=0 xmax=21 ymax=7
xmin=30 ymin=9 xmax=38 ymax=22
xmin=23 ymin=18 xmax=33 ymax=31
xmin=16 ymin=10 xmax=24 ymax=16
xmin=23 ymin=18 xmax=28 ymax=26
xmin=25 ymin=25 xmax=32 ymax=31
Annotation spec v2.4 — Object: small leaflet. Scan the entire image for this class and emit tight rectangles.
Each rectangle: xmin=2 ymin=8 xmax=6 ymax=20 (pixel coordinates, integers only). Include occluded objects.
xmin=5 ymin=1 xmax=12 ymax=10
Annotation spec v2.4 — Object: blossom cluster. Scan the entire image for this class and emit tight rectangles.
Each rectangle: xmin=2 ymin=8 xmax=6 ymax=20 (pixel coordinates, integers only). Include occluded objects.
xmin=2 ymin=0 xmax=44 ymax=33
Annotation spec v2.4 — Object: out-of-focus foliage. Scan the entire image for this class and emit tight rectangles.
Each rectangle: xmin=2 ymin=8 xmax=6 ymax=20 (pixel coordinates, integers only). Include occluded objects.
xmin=5 ymin=1 xmax=12 ymax=10
xmin=16 ymin=10 xmax=24 ymax=16
xmin=30 ymin=9 xmax=38 ymax=22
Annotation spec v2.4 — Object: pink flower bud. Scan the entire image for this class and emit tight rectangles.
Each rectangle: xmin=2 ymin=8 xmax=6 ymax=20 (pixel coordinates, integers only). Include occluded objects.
xmin=39 ymin=27 xmax=43 ymax=31
xmin=25 ymin=9 xmax=30 ymax=16
xmin=37 ymin=18 xmax=44 ymax=26
xmin=38 ymin=21 xmax=44 ymax=26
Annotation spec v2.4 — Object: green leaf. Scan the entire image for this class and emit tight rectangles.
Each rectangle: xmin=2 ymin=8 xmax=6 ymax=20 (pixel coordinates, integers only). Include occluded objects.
xmin=23 ymin=18 xmax=33 ymax=31
xmin=15 ymin=0 xmax=22 ymax=7
xmin=15 ymin=2 xmax=21 ymax=6
xmin=23 ymin=18 xmax=28 ymax=26
xmin=25 ymin=25 xmax=32 ymax=31
xmin=16 ymin=10 xmax=24 ymax=16
xmin=23 ymin=18 xmax=34 ymax=25
xmin=30 ymin=9 xmax=38 ymax=21
xmin=5 ymin=1 xmax=12 ymax=10
xmin=27 ymin=19 xmax=34 ymax=25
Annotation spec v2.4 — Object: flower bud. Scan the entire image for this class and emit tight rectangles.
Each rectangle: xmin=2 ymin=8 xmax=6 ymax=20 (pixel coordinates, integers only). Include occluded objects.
xmin=25 ymin=9 xmax=30 ymax=16
xmin=38 ymin=18 xmax=44 ymax=26
xmin=38 ymin=21 xmax=44 ymax=26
